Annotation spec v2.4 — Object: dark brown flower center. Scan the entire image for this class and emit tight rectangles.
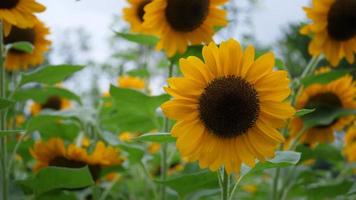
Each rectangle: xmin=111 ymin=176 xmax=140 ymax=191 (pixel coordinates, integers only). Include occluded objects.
xmin=198 ymin=76 xmax=260 ymax=138
xmin=305 ymin=92 xmax=342 ymax=128
xmin=4 ymin=26 xmax=35 ymax=54
xmin=137 ymin=0 xmax=152 ymax=22
xmin=327 ymin=0 xmax=356 ymax=41
xmin=0 ymin=0 xmax=19 ymax=9
xmin=49 ymin=156 xmax=101 ymax=181
xmin=41 ymin=96 xmax=62 ymax=111
xmin=165 ymin=0 xmax=210 ymax=32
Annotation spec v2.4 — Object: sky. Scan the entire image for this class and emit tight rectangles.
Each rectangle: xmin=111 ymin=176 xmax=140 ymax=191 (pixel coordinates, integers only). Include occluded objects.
xmin=37 ymin=0 xmax=310 ymax=63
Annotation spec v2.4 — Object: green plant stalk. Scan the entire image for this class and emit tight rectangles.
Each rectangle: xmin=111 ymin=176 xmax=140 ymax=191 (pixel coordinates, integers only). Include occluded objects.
xmin=160 ymin=62 xmax=174 ymax=200
xmin=271 ymin=167 xmax=281 ymax=200
xmin=0 ymin=20 xmax=9 ymax=200
xmin=221 ymin=168 xmax=229 ymax=200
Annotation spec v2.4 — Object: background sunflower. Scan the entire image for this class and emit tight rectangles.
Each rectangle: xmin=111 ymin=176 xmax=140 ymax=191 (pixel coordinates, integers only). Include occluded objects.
xmin=123 ymin=0 xmax=152 ymax=33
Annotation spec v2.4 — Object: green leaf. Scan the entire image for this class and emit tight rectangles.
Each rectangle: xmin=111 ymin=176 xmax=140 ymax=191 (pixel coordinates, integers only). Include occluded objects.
xmin=0 ymin=98 xmax=14 ymax=110
xmin=116 ymin=32 xmax=159 ymax=46
xmin=307 ymin=180 xmax=353 ymax=200
xmin=7 ymin=41 xmax=34 ymax=53
xmin=0 ymin=130 xmax=24 ymax=137
xmin=32 ymin=166 xmax=94 ymax=196
xmin=127 ymin=68 xmax=150 ymax=78
xmin=156 ymin=171 xmax=218 ymax=198
xmin=136 ymin=132 xmax=176 ymax=143
xmin=301 ymin=69 xmax=353 ymax=87
xmin=302 ymin=107 xmax=356 ymax=129
xmin=297 ymin=143 xmax=343 ymax=163
xmin=20 ymin=65 xmax=84 ymax=86
xmin=241 ymin=151 xmax=301 ymax=178
xmin=26 ymin=115 xmax=80 ymax=140
xmin=13 ymin=86 xmax=82 ymax=104
xmin=36 ymin=190 xmax=77 ymax=200
xmin=118 ymin=144 xmax=144 ymax=165
xmin=295 ymin=108 xmax=315 ymax=117
xmin=170 ymin=45 xmax=203 ymax=65
xmin=108 ymin=85 xmax=169 ymax=132
xmin=275 ymin=58 xmax=286 ymax=70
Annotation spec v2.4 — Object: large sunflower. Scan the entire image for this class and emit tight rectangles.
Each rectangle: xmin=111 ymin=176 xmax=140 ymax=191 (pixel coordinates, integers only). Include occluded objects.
xmin=161 ymin=39 xmax=295 ymax=174
xmin=4 ymin=18 xmax=51 ymax=71
xmin=123 ymin=0 xmax=152 ymax=33
xmin=143 ymin=0 xmax=227 ymax=56
xmin=0 ymin=0 xmax=45 ymax=36
xmin=291 ymin=75 xmax=356 ymax=146
xmin=30 ymin=138 xmax=123 ymax=181
xmin=30 ymin=96 xmax=71 ymax=116
xmin=300 ymin=0 xmax=356 ymax=66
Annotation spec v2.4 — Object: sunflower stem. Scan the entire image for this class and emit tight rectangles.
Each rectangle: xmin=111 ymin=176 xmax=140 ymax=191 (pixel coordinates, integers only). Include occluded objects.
xmin=0 ymin=20 xmax=9 ymax=200
xmin=221 ymin=168 xmax=230 ymax=200
xmin=160 ymin=61 xmax=174 ymax=200
xmin=272 ymin=167 xmax=281 ymax=200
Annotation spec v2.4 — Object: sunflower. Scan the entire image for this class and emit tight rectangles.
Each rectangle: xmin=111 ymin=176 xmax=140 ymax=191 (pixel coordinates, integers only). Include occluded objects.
xmin=30 ymin=138 xmax=123 ymax=181
xmin=4 ymin=18 xmax=51 ymax=71
xmin=161 ymin=39 xmax=295 ymax=174
xmin=118 ymin=75 xmax=145 ymax=89
xmin=0 ymin=0 xmax=45 ymax=36
xmin=30 ymin=96 xmax=71 ymax=116
xmin=345 ymin=123 xmax=356 ymax=147
xmin=123 ymin=0 xmax=152 ymax=33
xmin=143 ymin=0 xmax=228 ymax=56
xmin=300 ymin=0 xmax=356 ymax=66
xmin=291 ymin=75 xmax=356 ymax=146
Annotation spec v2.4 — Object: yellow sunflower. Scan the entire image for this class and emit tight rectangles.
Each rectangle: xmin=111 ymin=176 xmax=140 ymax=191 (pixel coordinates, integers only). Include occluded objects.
xmin=4 ymin=18 xmax=51 ymax=71
xmin=30 ymin=96 xmax=71 ymax=116
xmin=300 ymin=0 xmax=356 ymax=66
xmin=161 ymin=39 xmax=295 ymax=174
xmin=0 ymin=0 xmax=45 ymax=36
xmin=30 ymin=138 xmax=123 ymax=181
xmin=143 ymin=0 xmax=228 ymax=56
xmin=123 ymin=0 xmax=152 ymax=33
xmin=118 ymin=75 xmax=145 ymax=89
xmin=291 ymin=76 xmax=356 ymax=146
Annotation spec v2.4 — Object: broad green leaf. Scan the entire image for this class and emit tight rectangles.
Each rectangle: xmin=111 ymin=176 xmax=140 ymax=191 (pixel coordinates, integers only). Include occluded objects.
xmin=36 ymin=190 xmax=77 ymax=200
xmin=0 ymin=130 xmax=24 ymax=137
xmin=275 ymin=58 xmax=286 ymax=70
xmin=156 ymin=171 xmax=219 ymax=198
xmin=241 ymin=151 xmax=301 ymax=178
xmin=20 ymin=65 xmax=84 ymax=85
xmin=296 ymin=143 xmax=343 ymax=163
xmin=32 ymin=166 xmax=94 ymax=195
xmin=0 ymin=98 xmax=14 ymax=110
xmin=301 ymin=69 xmax=353 ymax=87
xmin=26 ymin=115 xmax=80 ymax=140
xmin=116 ymin=32 xmax=159 ymax=46
xmin=7 ymin=41 xmax=34 ymax=53
xmin=108 ymin=85 xmax=169 ymax=132
xmin=302 ymin=107 xmax=356 ymax=129
xmin=307 ymin=180 xmax=353 ymax=200
xmin=118 ymin=144 xmax=145 ymax=164
xmin=13 ymin=86 xmax=82 ymax=104
xmin=295 ymin=108 xmax=315 ymax=117
xmin=136 ymin=132 xmax=176 ymax=143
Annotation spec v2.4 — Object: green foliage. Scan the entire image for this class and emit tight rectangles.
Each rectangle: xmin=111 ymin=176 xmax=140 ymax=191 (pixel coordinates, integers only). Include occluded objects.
xmin=0 ymin=97 xmax=14 ymax=110
xmin=7 ymin=41 xmax=34 ymax=53
xmin=301 ymin=69 xmax=353 ymax=87
xmin=297 ymin=144 xmax=343 ymax=163
xmin=136 ymin=132 xmax=176 ymax=143
xmin=295 ymin=108 xmax=315 ymax=117
xmin=0 ymin=130 xmax=24 ymax=137
xmin=116 ymin=32 xmax=159 ymax=46
xmin=20 ymin=65 xmax=84 ymax=86
xmin=118 ymin=143 xmax=145 ymax=165
xmin=302 ymin=107 xmax=356 ymax=128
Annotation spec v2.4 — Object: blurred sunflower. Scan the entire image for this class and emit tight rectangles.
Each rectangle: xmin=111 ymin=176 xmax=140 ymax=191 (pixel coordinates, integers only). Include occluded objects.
xmin=118 ymin=75 xmax=145 ymax=89
xmin=4 ymin=18 xmax=51 ymax=71
xmin=301 ymin=0 xmax=356 ymax=66
xmin=161 ymin=39 xmax=295 ymax=174
xmin=291 ymin=76 xmax=356 ymax=145
xmin=143 ymin=0 xmax=227 ymax=56
xmin=345 ymin=123 xmax=356 ymax=147
xmin=123 ymin=0 xmax=152 ymax=33
xmin=30 ymin=96 xmax=71 ymax=115
xmin=0 ymin=0 xmax=45 ymax=36
xmin=30 ymin=138 xmax=123 ymax=181
xmin=118 ymin=132 xmax=137 ymax=142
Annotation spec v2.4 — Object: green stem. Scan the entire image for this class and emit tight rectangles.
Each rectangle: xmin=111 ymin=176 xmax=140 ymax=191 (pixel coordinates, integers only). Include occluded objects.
xmin=229 ymin=176 xmax=242 ymax=200
xmin=272 ymin=167 xmax=280 ymax=200
xmin=160 ymin=61 xmax=174 ymax=200
xmin=221 ymin=168 xmax=229 ymax=200
xmin=0 ymin=20 xmax=9 ymax=200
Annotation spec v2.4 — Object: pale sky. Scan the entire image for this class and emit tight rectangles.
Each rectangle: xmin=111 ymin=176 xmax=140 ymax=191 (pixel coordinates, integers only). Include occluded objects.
xmin=37 ymin=0 xmax=310 ymax=63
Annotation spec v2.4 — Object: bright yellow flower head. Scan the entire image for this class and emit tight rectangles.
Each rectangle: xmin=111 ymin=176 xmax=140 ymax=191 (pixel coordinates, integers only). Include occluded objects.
xmin=161 ymin=39 xmax=295 ymax=174
xmin=301 ymin=0 xmax=356 ymax=66
xmin=0 ymin=0 xmax=45 ymax=36
xmin=118 ymin=75 xmax=145 ymax=90
xmin=118 ymin=132 xmax=136 ymax=142
xmin=123 ymin=0 xmax=153 ymax=33
xmin=143 ymin=0 xmax=228 ymax=56
xmin=4 ymin=18 xmax=51 ymax=71
xmin=291 ymin=75 xmax=356 ymax=146
xmin=148 ymin=142 xmax=161 ymax=154
xmin=345 ymin=124 xmax=356 ymax=147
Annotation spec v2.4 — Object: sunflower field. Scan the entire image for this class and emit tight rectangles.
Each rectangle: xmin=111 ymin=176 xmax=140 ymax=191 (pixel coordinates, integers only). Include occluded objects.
xmin=0 ymin=0 xmax=356 ymax=199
